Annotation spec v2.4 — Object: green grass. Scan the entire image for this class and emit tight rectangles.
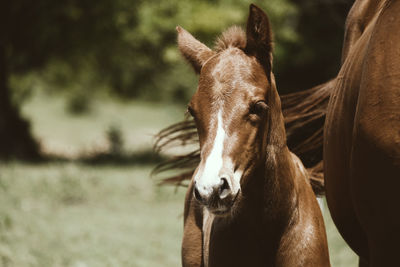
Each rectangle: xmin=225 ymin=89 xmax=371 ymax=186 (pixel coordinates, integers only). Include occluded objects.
xmin=323 ymin=200 xmax=359 ymax=267
xmin=0 ymin=162 xmax=358 ymax=267
xmin=0 ymin=163 xmax=186 ymax=267
xmin=0 ymin=93 xmax=359 ymax=266
xmin=21 ymin=92 xmax=184 ymax=157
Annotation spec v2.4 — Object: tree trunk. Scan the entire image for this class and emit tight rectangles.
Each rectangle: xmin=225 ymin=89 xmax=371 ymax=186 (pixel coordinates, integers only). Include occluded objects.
xmin=0 ymin=42 xmax=40 ymax=160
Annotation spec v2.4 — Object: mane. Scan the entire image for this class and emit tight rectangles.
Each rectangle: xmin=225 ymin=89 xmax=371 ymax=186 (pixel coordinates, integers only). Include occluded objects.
xmin=214 ymin=26 xmax=247 ymax=52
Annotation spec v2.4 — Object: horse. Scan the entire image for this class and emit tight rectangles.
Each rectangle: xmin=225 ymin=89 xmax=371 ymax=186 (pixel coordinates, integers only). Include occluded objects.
xmin=323 ymin=0 xmax=400 ymax=266
xmin=174 ymin=5 xmax=330 ymax=267
xmin=155 ymin=1 xmax=400 ymax=265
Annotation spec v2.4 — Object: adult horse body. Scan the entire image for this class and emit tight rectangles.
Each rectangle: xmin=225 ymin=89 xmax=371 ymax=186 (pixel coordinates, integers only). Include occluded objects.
xmin=324 ymin=0 xmax=400 ymax=265
xmin=177 ymin=5 xmax=330 ymax=267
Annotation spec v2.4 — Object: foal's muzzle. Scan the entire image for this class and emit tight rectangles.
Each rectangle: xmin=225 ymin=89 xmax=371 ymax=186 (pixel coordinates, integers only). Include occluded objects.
xmin=193 ymin=176 xmax=236 ymax=214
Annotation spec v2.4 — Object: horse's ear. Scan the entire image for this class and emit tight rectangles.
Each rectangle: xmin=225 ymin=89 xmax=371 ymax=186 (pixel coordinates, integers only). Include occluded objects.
xmin=176 ymin=26 xmax=215 ymax=73
xmin=245 ymin=4 xmax=273 ymax=73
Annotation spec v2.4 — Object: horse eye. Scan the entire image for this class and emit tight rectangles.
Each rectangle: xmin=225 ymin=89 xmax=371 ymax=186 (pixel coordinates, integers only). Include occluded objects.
xmin=250 ymin=101 xmax=268 ymax=115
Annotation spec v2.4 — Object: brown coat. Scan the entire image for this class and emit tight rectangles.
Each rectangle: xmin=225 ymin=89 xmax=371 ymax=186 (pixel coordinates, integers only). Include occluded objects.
xmin=177 ymin=5 xmax=330 ymax=267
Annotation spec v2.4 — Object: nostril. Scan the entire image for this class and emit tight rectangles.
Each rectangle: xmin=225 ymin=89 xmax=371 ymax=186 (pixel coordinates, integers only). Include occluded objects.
xmin=194 ymin=185 xmax=203 ymax=202
xmin=218 ymin=177 xmax=231 ymax=199
xmin=220 ymin=177 xmax=229 ymax=190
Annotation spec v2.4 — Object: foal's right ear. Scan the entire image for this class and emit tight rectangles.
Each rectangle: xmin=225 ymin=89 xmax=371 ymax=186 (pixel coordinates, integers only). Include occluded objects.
xmin=245 ymin=4 xmax=273 ymax=74
xmin=176 ymin=26 xmax=215 ymax=73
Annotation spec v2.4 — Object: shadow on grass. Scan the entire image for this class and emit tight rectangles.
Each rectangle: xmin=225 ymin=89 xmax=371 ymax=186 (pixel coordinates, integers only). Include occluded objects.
xmin=1 ymin=125 xmax=171 ymax=167
xmin=5 ymin=149 xmax=168 ymax=167
xmin=78 ymin=149 xmax=167 ymax=166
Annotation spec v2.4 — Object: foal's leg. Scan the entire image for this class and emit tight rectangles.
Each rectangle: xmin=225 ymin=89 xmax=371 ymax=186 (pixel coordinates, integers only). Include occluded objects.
xmin=182 ymin=182 xmax=203 ymax=267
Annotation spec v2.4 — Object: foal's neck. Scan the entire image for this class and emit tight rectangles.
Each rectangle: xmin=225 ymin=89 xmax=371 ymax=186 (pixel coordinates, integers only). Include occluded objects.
xmin=262 ymin=85 xmax=298 ymax=225
xmin=263 ymin=145 xmax=298 ymax=225
xmin=253 ymin=84 xmax=301 ymax=242
xmin=235 ymin=145 xmax=299 ymax=265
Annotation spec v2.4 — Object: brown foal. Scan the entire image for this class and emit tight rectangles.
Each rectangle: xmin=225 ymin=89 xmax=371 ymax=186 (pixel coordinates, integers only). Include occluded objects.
xmin=178 ymin=5 xmax=330 ymax=267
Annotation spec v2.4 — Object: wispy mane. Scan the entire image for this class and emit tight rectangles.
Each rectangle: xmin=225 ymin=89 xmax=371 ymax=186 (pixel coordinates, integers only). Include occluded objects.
xmin=214 ymin=26 xmax=246 ymax=52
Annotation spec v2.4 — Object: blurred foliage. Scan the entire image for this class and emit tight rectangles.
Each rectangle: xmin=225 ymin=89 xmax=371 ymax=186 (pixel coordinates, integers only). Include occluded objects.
xmin=106 ymin=125 xmax=124 ymax=155
xmin=6 ymin=0 xmax=352 ymax=105
xmin=66 ymin=92 xmax=92 ymax=115
xmin=280 ymin=0 xmax=353 ymax=93
xmin=7 ymin=0 xmax=299 ymax=106
xmin=1 ymin=0 xmax=353 ymax=159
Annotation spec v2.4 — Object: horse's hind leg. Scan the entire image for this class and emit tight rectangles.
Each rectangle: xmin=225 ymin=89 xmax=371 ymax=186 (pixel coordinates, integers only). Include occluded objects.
xmin=351 ymin=124 xmax=400 ymax=267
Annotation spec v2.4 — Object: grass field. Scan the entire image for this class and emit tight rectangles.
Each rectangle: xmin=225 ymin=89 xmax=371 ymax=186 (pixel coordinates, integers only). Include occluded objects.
xmin=0 ymin=93 xmax=358 ymax=266
xmin=0 ymin=163 xmax=185 ymax=267
xmin=22 ymin=91 xmax=184 ymax=158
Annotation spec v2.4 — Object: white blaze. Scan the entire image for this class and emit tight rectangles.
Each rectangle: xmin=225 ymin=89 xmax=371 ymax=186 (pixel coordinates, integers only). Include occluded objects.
xmin=195 ymin=110 xmax=225 ymax=195
xmin=195 ymin=110 xmax=242 ymax=196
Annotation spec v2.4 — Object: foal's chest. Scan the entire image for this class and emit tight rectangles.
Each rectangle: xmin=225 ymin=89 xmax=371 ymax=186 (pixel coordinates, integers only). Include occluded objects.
xmin=204 ymin=215 xmax=269 ymax=267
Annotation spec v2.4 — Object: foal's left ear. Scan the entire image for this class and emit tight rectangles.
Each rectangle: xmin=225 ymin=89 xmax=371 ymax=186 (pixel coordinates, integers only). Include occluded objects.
xmin=245 ymin=4 xmax=273 ymax=73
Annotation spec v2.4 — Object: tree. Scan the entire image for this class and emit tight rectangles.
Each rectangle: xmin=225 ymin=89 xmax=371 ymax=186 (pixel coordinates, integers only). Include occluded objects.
xmin=0 ymin=0 xmax=129 ymax=159
xmin=276 ymin=0 xmax=353 ymax=93
xmin=0 ymin=0 xmax=351 ymax=159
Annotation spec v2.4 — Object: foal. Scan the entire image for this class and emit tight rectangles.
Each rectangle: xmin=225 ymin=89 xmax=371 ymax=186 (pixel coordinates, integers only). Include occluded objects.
xmin=178 ymin=5 xmax=330 ymax=267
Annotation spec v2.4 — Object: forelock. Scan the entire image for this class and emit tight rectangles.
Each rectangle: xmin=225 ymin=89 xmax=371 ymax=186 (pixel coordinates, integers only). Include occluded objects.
xmin=214 ymin=26 xmax=246 ymax=52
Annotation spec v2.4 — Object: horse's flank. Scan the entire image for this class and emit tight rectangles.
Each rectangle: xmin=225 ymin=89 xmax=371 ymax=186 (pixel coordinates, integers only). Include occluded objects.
xmin=324 ymin=0 xmax=400 ymax=265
